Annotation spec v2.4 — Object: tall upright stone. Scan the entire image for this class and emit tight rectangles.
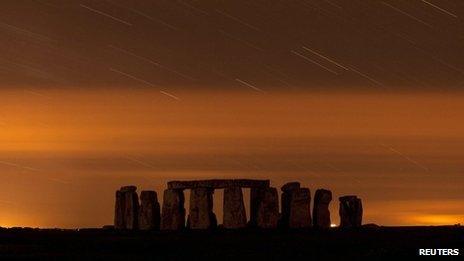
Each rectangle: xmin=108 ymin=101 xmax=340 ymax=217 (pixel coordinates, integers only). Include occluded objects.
xmin=289 ymin=188 xmax=312 ymax=228
xmin=339 ymin=196 xmax=363 ymax=228
xmin=280 ymin=182 xmax=300 ymax=227
xmin=223 ymin=186 xmax=247 ymax=229
xmin=249 ymin=187 xmax=265 ymax=226
xmin=188 ymin=188 xmax=217 ymax=229
xmin=114 ymin=190 xmax=125 ymax=229
xmin=256 ymin=187 xmax=280 ymax=228
xmin=313 ymin=189 xmax=332 ymax=228
xmin=138 ymin=190 xmax=160 ymax=230
xmin=123 ymin=187 xmax=140 ymax=230
xmin=114 ymin=186 xmax=139 ymax=230
xmin=161 ymin=189 xmax=186 ymax=230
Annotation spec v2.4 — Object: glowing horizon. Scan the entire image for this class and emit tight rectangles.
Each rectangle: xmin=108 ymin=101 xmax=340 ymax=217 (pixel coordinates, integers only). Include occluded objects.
xmin=1 ymin=88 xmax=463 ymax=228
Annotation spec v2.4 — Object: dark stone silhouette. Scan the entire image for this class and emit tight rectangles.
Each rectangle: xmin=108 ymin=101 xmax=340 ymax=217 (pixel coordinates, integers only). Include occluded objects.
xmin=280 ymin=182 xmax=301 ymax=227
xmin=188 ymin=188 xmax=217 ymax=229
xmin=114 ymin=180 xmax=362 ymax=232
xmin=124 ymin=189 xmax=140 ymax=230
xmin=138 ymin=191 xmax=160 ymax=230
xmin=168 ymin=179 xmax=269 ymax=189
xmin=249 ymin=187 xmax=266 ymax=227
xmin=114 ymin=190 xmax=125 ymax=229
xmin=289 ymin=188 xmax=312 ymax=228
xmin=161 ymin=189 xmax=186 ymax=230
xmin=281 ymin=182 xmax=300 ymax=192
xmin=313 ymin=189 xmax=332 ymax=228
xmin=162 ymin=179 xmax=272 ymax=230
xmin=339 ymin=196 xmax=363 ymax=228
xmin=223 ymin=186 xmax=247 ymax=229
xmin=256 ymin=187 xmax=280 ymax=228
xmin=114 ymin=186 xmax=139 ymax=230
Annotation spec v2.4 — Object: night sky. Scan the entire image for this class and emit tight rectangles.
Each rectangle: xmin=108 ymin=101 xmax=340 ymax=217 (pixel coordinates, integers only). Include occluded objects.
xmin=0 ymin=0 xmax=463 ymax=228
xmin=2 ymin=0 xmax=464 ymax=90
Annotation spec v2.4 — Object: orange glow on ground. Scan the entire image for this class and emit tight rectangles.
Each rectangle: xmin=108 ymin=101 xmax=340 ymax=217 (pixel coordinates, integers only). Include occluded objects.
xmin=410 ymin=215 xmax=464 ymax=226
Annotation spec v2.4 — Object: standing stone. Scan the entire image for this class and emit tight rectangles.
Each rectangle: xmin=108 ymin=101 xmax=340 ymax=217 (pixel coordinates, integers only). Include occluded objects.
xmin=114 ymin=186 xmax=139 ymax=230
xmin=123 ymin=187 xmax=140 ymax=230
xmin=256 ymin=187 xmax=280 ymax=228
xmin=223 ymin=186 xmax=247 ymax=229
xmin=249 ymin=187 xmax=266 ymax=226
xmin=289 ymin=188 xmax=312 ymax=228
xmin=161 ymin=189 xmax=186 ymax=230
xmin=138 ymin=191 xmax=160 ymax=230
xmin=188 ymin=188 xmax=217 ymax=229
xmin=114 ymin=190 xmax=125 ymax=229
xmin=339 ymin=196 xmax=363 ymax=228
xmin=279 ymin=182 xmax=300 ymax=227
xmin=313 ymin=189 xmax=332 ymax=228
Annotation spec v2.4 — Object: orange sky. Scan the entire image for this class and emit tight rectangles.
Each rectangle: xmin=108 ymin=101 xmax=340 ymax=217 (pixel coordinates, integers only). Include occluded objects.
xmin=0 ymin=88 xmax=463 ymax=228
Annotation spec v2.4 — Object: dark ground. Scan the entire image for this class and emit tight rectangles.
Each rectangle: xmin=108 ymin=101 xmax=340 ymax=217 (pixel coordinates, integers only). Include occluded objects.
xmin=0 ymin=226 xmax=462 ymax=259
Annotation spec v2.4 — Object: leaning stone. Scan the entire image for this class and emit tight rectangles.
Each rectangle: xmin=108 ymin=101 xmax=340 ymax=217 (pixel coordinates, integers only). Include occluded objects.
xmin=138 ymin=191 xmax=160 ymax=230
xmin=256 ymin=187 xmax=280 ymax=228
xmin=161 ymin=189 xmax=186 ymax=230
xmin=123 ymin=189 xmax=139 ymax=230
xmin=289 ymin=188 xmax=312 ymax=228
xmin=223 ymin=186 xmax=247 ymax=229
xmin=339 ymin=195 xmax=363 ymax=228
xmin=114 ymin=190 xmax=126 ymax=229
xmin=313 ymin=189 xmax=332 ymax=228
xmin=279 ymin=182 xmax=301 ymax=227
xmin=188 ymin=188 xmax=217 ymax=229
